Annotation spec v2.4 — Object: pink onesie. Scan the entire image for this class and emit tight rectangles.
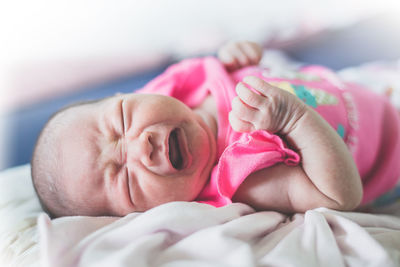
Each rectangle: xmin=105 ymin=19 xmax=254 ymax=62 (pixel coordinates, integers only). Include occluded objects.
xmin=138 ymin=57 xmax=400 ymax=206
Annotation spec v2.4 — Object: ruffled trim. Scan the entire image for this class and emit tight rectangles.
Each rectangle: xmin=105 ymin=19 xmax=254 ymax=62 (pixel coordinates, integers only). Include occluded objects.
xmin=217 ymin=130 xmax=299 ymax=199
xmin=196 ymin=130 xmax=300 ymax=207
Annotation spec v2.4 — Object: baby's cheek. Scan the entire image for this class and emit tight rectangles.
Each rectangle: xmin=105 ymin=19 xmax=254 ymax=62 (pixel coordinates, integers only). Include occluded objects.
xmin=141 ymin=177 xmax=194 ymax=207
xmin=169 ymin=179 xmax=200 ymax=202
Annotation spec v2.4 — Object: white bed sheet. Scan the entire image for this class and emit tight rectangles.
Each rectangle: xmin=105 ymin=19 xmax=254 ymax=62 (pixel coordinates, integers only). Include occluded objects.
xmin=1 ymin=164 xmax=400 ymax=267
xmin=0 ymin=164 xmax=41 ymax=267
xmin=38 ymin=202 xmax=400 ymax=267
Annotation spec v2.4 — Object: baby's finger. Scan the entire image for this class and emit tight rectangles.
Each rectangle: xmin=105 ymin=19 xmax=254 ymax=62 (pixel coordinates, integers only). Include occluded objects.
xmin=242 ymin=76 xmax=276 ymax=97
xmin=218 ymin=49 xmax=233 ymax=63
xmin=228 ymin=44 xmax=250 ymax=67
xmin=218 ymin=48 xmax=238 ymax=69
xmin=239 ymin=42 xmax=262 ymax=65
xmin=229 ymin=111 xmax=254 ymax=132
xmin=236 ymin=82 xmax=265 ymax=109
xmin=231 ymin=96 xmax=259 ymax=123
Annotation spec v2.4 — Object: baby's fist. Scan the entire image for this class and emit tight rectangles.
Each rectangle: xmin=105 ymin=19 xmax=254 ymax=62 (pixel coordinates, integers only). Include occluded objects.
xmin=229 ymin=76 xmax=307 ymax=135
xmin=218 ymin=41 xmax=262 ymax=71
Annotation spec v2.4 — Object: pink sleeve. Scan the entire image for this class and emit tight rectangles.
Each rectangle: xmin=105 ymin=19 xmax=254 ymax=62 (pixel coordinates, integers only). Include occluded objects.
xmin=197 ymin=130 xmax=300 ymax=207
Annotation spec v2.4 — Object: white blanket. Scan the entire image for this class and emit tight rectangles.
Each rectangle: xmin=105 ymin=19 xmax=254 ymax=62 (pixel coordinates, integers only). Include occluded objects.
xmin=38 ymin=202 xmax=400 ymax=267
xmin=2 ymin=162 xmax=400 ymax=267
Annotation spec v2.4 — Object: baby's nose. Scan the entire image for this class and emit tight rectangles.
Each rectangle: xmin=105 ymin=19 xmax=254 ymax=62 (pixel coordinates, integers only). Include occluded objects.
xmin=126 ymin=131 xmax=154 ymax=167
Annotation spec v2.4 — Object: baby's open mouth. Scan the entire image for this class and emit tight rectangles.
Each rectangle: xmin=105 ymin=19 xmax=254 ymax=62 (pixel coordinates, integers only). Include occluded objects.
xmin=168 ymin=128 xmax=184 ymax=170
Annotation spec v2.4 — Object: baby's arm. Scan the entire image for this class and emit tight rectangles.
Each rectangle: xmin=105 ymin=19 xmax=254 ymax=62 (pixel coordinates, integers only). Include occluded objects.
xmin=231 ymin=76 xmax=363 ymax=212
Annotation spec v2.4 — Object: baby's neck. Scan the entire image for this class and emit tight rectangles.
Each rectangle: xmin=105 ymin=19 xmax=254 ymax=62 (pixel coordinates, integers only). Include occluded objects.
xmin=193 ymin=94 xmax=218 ymax=139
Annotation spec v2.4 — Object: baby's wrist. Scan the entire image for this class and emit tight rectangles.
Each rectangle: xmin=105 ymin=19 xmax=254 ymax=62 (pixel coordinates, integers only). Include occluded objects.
xmin=279 ymin=98 xmax=309 ymax=137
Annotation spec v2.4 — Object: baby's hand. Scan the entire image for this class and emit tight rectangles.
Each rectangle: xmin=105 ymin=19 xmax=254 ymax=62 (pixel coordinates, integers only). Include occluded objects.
xmin=229 ymin=76 xmax=307 ymax=135
xmin=218 ymin=41 xmax=262 ymax=71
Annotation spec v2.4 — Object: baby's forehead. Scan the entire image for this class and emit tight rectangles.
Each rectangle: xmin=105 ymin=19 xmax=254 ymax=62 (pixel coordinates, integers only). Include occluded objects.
xmin=54 ymin=106 xmax=103 ymax=172
xmin=49 ymin=103 xmax=100 ymax=141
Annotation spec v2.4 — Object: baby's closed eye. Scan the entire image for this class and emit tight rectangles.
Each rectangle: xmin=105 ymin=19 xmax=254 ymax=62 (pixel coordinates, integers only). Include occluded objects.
xmin=120 ymin=99 xmax=126 ymax=134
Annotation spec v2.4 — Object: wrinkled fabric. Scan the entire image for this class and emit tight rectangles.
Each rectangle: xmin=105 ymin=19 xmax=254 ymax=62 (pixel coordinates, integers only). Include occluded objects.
xmin=198 ymin=130 xmax=299 ymax=206
xmin=38 ymin=203 xmax=400 ymax=267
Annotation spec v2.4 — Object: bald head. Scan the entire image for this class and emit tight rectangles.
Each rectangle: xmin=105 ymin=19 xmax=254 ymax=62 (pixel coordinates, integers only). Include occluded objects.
xmin=31 ymin=106 xmax=74 ymax=217
xmin=31 ymin=99 xmax=104 ymax=218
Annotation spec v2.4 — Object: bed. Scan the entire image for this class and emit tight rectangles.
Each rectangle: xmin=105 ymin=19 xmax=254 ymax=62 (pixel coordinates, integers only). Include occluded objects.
xmin=1 ymin=164 xmax=400 ymax=267
xmin=2 ymin=2 xmax=400 ymax=267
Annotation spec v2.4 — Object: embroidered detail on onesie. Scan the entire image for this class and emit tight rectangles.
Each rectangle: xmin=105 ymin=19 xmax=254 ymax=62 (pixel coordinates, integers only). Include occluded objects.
xmin=336 ymin=124 xmax=345 ymax=138
xmin=341 ymin=91 xmax=359 ymax=153
xmin=342 ymin=92 xmax=359 ymax=130
xmin=269 ymin=81 xmax=339 ymax=108
xmin=292 ymin=85 xmax=318 ymax=108
xmin=308 ymin=88 xmax=338 ymax=105
xmin=269 ymin=81 xmax=296 ymax=95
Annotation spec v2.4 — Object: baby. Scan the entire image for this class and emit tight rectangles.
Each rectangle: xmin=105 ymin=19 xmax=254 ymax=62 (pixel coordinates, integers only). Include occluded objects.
xmin=31 ymin=41 xmax=400 ymax=218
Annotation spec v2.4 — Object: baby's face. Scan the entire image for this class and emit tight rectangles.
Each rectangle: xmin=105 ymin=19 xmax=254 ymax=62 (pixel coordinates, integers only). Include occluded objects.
xmin=57 ymin=93 xmax=217 ymax=216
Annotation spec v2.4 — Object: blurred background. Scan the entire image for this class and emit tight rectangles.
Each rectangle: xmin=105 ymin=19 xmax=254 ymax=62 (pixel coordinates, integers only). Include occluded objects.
xmin=1 ymin=0 xmax=400 ymax=170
